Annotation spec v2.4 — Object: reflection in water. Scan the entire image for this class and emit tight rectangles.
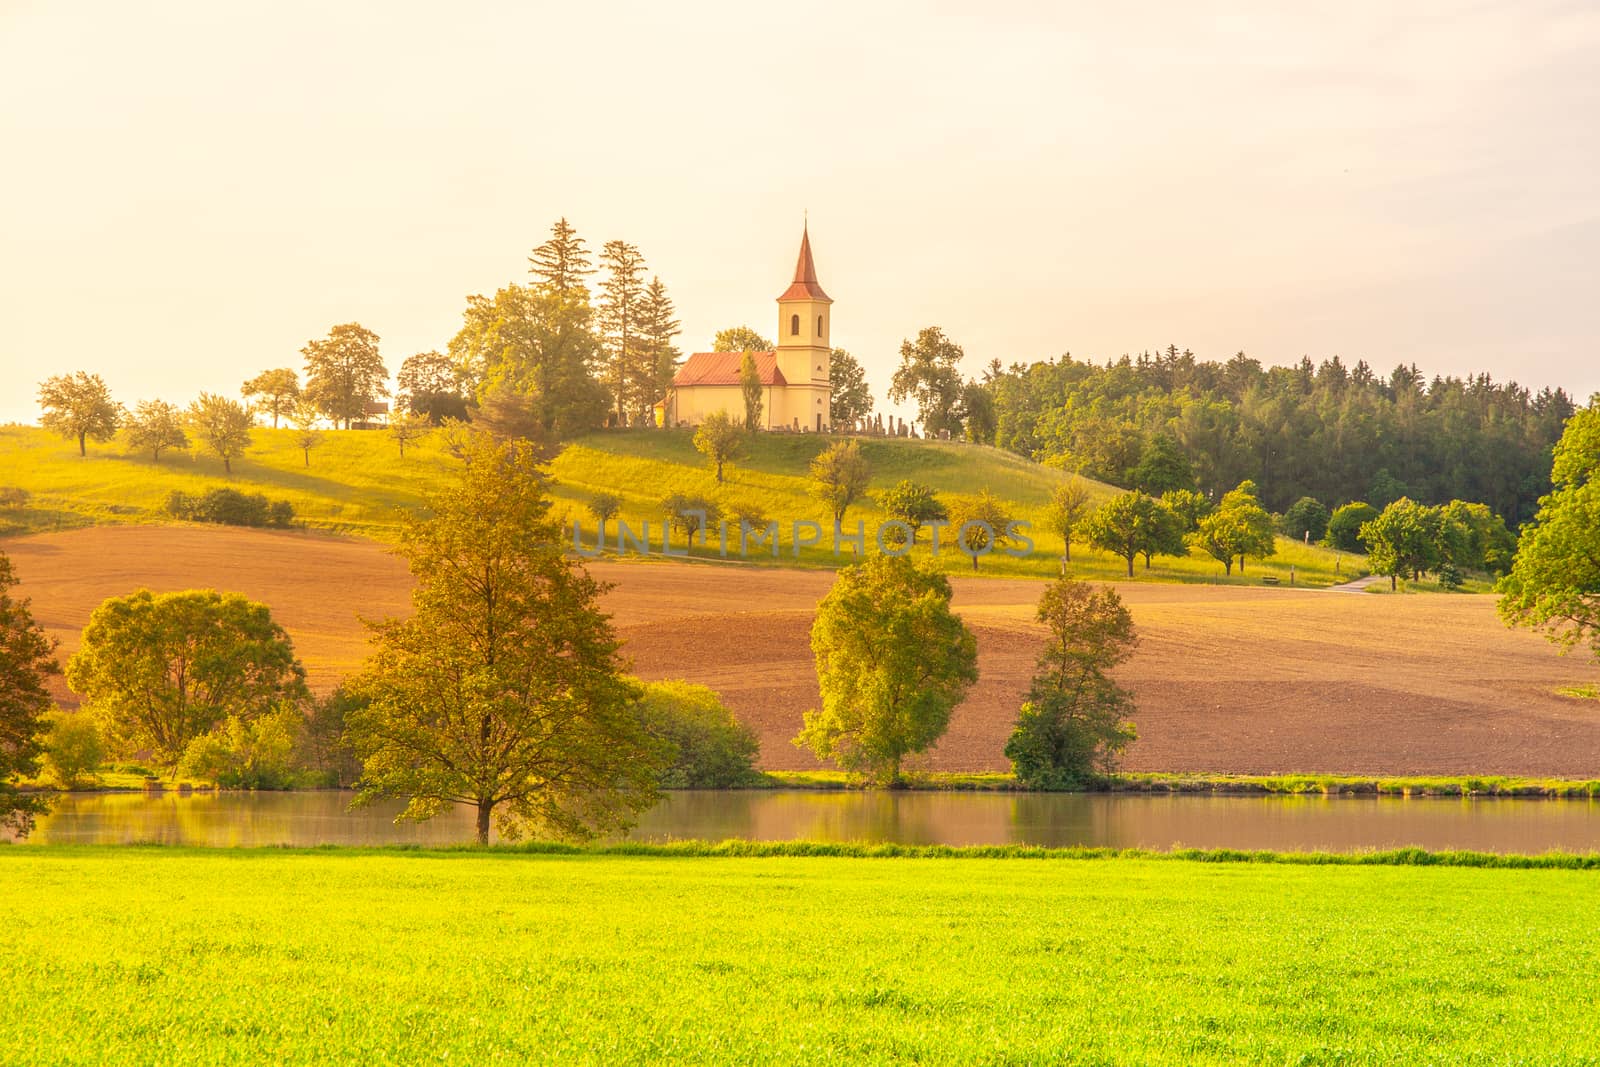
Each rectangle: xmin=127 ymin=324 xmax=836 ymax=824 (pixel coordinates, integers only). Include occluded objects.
xmin=10 ymin=790 xmax=1600 ymax=853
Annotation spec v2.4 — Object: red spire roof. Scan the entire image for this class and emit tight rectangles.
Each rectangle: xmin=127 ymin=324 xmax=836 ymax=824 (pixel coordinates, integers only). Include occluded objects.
xmin=778 ymin=225 xmax=831 ymax=303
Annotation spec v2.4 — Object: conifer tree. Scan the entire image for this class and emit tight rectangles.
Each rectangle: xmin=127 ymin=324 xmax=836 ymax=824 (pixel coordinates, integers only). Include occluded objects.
xmin=528 ymin=217 xmax=595 ymax=297
xmin=636 ymin=277 xmax=681 ymax=424
xmin=595 ymin=240 xmax=647 ymax=425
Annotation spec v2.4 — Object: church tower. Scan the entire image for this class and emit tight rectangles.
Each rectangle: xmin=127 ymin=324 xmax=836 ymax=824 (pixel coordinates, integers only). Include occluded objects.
xmin=775 ymin=224 xmax=832 ymax=431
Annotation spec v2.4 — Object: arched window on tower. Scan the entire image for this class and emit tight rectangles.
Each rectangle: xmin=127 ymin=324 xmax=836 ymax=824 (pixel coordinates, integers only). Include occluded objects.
xmin=790 ymin=314 xmax=800 ymax=336
xmin=817 ymin=315 xmax=824 ymax=338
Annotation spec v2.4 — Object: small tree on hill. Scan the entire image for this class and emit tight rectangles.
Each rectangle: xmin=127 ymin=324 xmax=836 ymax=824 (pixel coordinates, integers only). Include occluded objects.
xmin=302 ymin=322 xmax=387 ymax=429
xmin=889 ymin=326 xmax=965 ymax=437
xmin=241 ymin=368 xmax=300 ymax=428
xmin=587 ymin=492 xmax=622 ymax=546
xmin=694 ymin=410 xmax=744 ymax=483
xmin=1360 ymin=497 xmax=1443 ymax=590
xmin=1 ymin=550 xmax=59 ymax=838
xmin=38 ymin=372 xmax=120 ymax=456
xmin=123 ymin=399 xmax=189 ymax=461
xmin=1084 ymin=491 xmax=1174 ymax=578
xmin=948 ymin=489 xmax=1013 ymax=571
xmin=1216 ymin=481 xmax=1276 ymax=573
xmin=878 ymin=480 xmax=947 ymax=546
xmin=1325 ymin=501 xmax=1378 ymax=552
xmin=290 ymin=399 xmax=323 ymax=468
xmin=1005 ymin=578 xmax=1139 ymax=788
xmin=1159 ymin=489 xmax=1209 ymax=534
xmin=739 ymin=352 xmax=764 ymax=430
xmin=829 ymin=349 xmax=873 ymax=426
xmin=795 ymin=555 xmax=977 ymax=784
xmin=187 ymin=393 xmax=254 ymax=474
xmin=810 ymin=439 xmax=871 ymax=528
xmin=1280 ymin=496 xmax=1331 ymax=542
xmin=1044 ymin=478 xmax=1093 ymax=563
xmin=346 ymin=437 xmax=665 ymax=844
xmin=388 ymin=408 xmax=430 ymax=458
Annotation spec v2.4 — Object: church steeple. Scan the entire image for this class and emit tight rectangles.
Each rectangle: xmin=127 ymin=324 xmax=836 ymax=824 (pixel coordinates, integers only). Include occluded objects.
xmin=779 ymin=224 xmax=831 ymax=303
xmin=774 ymin=223 xmax=832 ymax=430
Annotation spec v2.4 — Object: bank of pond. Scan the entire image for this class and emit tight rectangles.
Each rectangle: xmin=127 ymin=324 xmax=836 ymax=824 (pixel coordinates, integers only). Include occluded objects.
xmin=14 ymin=788 xmax=1600 ymax=855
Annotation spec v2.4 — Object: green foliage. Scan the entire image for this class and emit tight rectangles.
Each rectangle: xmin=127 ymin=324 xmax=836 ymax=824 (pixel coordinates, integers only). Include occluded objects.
xmin=297 ymin=687 xmax=364 ymax=788
xmin=594 ymin=240 xmax=650 ymax=426
xmin=711 ymin=326 xmax=772 ymax=353
xmin=164 ymin=487 xmax=294 ymax=528
xmin=808 ymin=438 xmax=871 ymax=527
xmin=586 ymin=491 xmax=622 ymax=541
xmin=876 ymin=479 xmax=946 ymax=545
xmin=947 ymin=488 xmax=1014 ymax=570
xmin=1084 ymin=491 xmax=1177 ymax=577
xmin=347 ymin=437 xmax=665 ymax=843
xmin=240 ymin=368 xmax=301 ymax=428
xmin=797 ymin=556 xmax=978 ymax=783
xmin=1129 ymin=433 xmax=1194 ymax=494
xmin=660 ymin=493 xmax=722 ymax=541
xmin=187 ymin=392 xmax=255 ymax=474
xmin=637 ymin=278 xmax=681 ymax=421
xmin=395 ymin=351 xmax=468 ymax=423
xmin=1189 ymin=481 xmax=1276 ymax=575
xmin=889 ymin=326 xmax=965 ymax=437
xmin=301 ymin=322 xmax=388 ymax=430
xmin=828 ymin=349 xmax=873 ymax=425
xmin=65 ymin=589 xmax=309 ymax=772
xmin=1043 ymin=477 xmax=1094 ymax=562
xmin=1359 ymin=497 xmax=1510 ymax=590
xmin=1325 ymin=501 xmax=1378 ymax=551
xmin=738 ymin=352 xmax=763 ymax=430
xmin=1006 ymin=578 xmax=1138 ymax=788
xmin=693 ymin=409 xmax=744 ymax=483
xmin=122 ymin=399 xmax=189 ymax=461
xmin=1500 ymin=403 xmax=1600 ymax=661
xmin=1279 ymin=496 xmax=1330 ymax=542
xmin=177 ymin=706 xmax=301 ymax=790
xmin=0 ymin=551 xmax=58 ymax=835
xmin=38 ymin=371 xmax=120 ymax=456
xmin=40 ymin=710 xmax=106 ymax=789
xmin=1159 ymin=488 xmax=1209 ymax=533
xmin=387 ymin=409 xmax=431 ymax=458
xmin=957 ymin=378 xmax=997 ymax=444
xmin=527 ymin=217 xmax=595 ymax=296
xmin=635 ymin=680 xmax=761 ymax=788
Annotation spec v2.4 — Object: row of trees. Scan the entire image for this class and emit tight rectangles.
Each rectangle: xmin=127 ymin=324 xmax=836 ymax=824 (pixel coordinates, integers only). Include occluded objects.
xmin=38 ymin=373 xmax=262 ymax=472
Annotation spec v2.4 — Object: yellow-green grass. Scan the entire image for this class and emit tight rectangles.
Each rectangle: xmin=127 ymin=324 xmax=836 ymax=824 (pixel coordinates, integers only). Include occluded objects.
xmin=1559 ymin=684 xmax=1600 ymax=701
xmin=3 ymin=848 xmax=1599 ymax=1065
xmin=1 ymin=423 xmax=1365 ymax=585
xmin=761 ymin=770 xmax=1600 ymax=796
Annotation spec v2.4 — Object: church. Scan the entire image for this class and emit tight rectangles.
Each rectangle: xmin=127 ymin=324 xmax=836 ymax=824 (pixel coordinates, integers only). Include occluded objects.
xmin=660 ymin=226 xmax=834 ymax=432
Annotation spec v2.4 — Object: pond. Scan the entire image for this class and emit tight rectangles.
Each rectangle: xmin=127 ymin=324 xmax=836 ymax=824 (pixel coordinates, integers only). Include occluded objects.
xmin=12 ymin=789 xmax=1600 ymax=853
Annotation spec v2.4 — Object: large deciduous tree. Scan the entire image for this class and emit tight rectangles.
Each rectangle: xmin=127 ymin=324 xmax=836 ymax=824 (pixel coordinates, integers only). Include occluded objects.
xmin=65 ymin=589 xmax=308 ymax=773
xmin=1005 ymin=578 xmax=1139 ymax=788
xmin=346 ymin=437 xmax=664 ymax=844
xmin=878 ymin=480 xmax=947 ymax=546
xmin=829 ymin=349 xmax=873 ymax=426
xmin=1085 ymin=491 xmax=1177 ymax=578
xmin=712 ymin=326 xmax=772 ymax=353
xmin=395 ymin=351 xmax=468 ymax=423
xmin=1499 ymin=403 xmax=1600 ymax=660
xmin=889 ymin=327 xmax=965 ymax=437
xmin=302 ymin=323 xmax=388 ymax=429
xmin=123 ymin=400 xmax=189 ymax=461
xmin=795 ymin=555 xmax=977 ymax=784
xmin=187 ymin=393 xmax=254 ymax=474
xmin=1 ymin=550 xmax=59 ymax=838
xmin=809 ymin=439 xmax=871 ymax=528
xmin=241 ymin=368 xmax=301 ymax=428
xmin=38 ymin=372 xmax=121 ymax=456
xmin=1360 ymin=497 xmax=1444 ymax=591
xmin=948 ymin=489 xmax=1014 ymax=571
xmin=739 ymin=352 xmax=763 ymax=429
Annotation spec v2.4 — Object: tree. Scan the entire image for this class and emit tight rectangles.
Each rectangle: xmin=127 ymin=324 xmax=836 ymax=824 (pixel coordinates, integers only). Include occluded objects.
xmin=660 ymin=493 xmax=722 ymax=541
xmin=587 ymin=492 xmax=622 ymax=546
xmin=1004 ymin=578 xmax=1139 ymax=788
xmin=957 ymin=379 xmax=998 ymax=444
xmin=1215 ymin=481 xmax=1276 ymax=573
xmin=388 ymin=409 xmax=430 ymax=458
xmin=878 ymin=480 xmax=947 ymax=545
xmin=1044 ymin=478 xmax=1093 ymax=563
xmin=289 ymin=398 xmax=323 ymax=468
xmin=1139 ymin=500 xmax=1187 ymax=570
xmin=123 ymin=399 xmax=189 ymax=461
xmin=948 ymin=489 xmax=1013 ymax=571
xmin=1500 ymin=403 xmax=1600 ymax=660
xmin=1325 ymin=502 xmax=1379 ymax=552
xmin=1129 ymin=434 xmax=1195 ymax=494
xmin=1280 ymin=496 xmax=1331 ymax=542
xmin=38 ymin=372 xmax=120 ymax=456
xmin=396 ymin=351 xmax=468 ymax=423
xmin=40 ymin=710 xmax=105 ymax=789
xmin=693 ymin=410 xmax=744 ymax=484
xmin=1360 ymin=497 xmax=1443 ymax=591
xmin=888 ymin=326 xmax=965 ymax=436
xmin=1441 ymin=500 xmax=1516 ymax=576
xmin=1084 ymin=491 xmax=1175 ymax=578
xmin=712 ymin=326 xmax=772 ymax=353
xmin=302 ymin=322 xmax=387 ymax=429
xmin=738 ymin=351 xmax=764 ymax=430
xmin=829 ymin=349 xmax=873 ymax=426
xmin=795 ymin=556 xmax=977 ymax=784
xmin=595 ymin=240 xmax=648 ymax=425
xmin=528 ymin=217 xmax=595 ymax=297
xmin=65 ymin=589 xmax=308 ymax=774
xmin=809 ymin=439 xmax=871 ymax=527
xmin=1 ymin=550 xmax=58 ymax=837
xmin=636 ymin=680 xmax=761 ymax=788
xmin=1159 ymin=488 xmax=1210 ymax=534
xmin=347 ymin=438 xmax=664 ymax=844
xmin=637 ymin=278 xmax=682 ymax=423
xmin=241 ymin=368 xmax=300 ymax=428
xmin=187 ymin=393 xmax=254 ymax=474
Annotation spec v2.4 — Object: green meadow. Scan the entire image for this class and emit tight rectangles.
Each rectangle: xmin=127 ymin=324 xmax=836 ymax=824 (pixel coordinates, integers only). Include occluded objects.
xmin=0 ymin=424 xmax=1362 ymax=585
xmin=2 ymin=847 xmax=1597 ymax=1065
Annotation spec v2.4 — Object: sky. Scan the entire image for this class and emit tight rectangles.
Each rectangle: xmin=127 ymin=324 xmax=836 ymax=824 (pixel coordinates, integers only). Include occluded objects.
xmin=2 ymin=0 xmax=1597 ymax=427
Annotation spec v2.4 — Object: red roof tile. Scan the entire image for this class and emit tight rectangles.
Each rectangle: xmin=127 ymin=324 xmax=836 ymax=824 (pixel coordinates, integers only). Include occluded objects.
xmin=778 ymin=225 xmax=831 ymax=302
xmin=673 ymin=351 xmax=787 ymax=387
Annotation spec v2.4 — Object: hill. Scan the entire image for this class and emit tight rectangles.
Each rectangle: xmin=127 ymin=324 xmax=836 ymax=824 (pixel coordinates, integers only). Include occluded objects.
xmin=0 ymin=423 xmax=1360 ymax=585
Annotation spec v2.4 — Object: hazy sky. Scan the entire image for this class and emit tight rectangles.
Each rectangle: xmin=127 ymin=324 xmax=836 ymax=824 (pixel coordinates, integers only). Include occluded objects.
xmin=3 ymin=1 xmax=1597 ymax=427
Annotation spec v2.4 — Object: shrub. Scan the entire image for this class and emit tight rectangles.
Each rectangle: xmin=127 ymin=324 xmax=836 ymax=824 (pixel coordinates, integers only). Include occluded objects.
xmin=165 ymin=488 xmax=295 ymax=528
xmin=0 ymin=486 xmax=29 ymax=508
xmin=1279 ymin=496 xmax=1330 ymax=542
xmin=41 ymin=710 xmax=106 ymax=789
xmin=636 ymin=680 xmax=761 ymax=788
xmin=1325 ymin=501 xmax=1378 ymax=552
xmin=177 ymin=706 xmax=302 ymax=790
xmin=660 ymin=493 xmax=722 ymax=541
xmin=296 ymin=687 xmax=364 ymax=788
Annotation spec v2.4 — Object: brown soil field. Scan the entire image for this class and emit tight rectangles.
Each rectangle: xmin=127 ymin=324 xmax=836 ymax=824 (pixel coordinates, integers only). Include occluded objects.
xmin=7 ymin=526 xmax=1599 ymax=776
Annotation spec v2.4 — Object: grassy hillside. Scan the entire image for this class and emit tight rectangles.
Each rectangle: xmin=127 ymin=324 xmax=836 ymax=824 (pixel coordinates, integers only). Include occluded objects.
xmin=5 ymin=848 xmax=1599 ymax=1064
xmin=0 ymin=423 xmax=1365 ymax=585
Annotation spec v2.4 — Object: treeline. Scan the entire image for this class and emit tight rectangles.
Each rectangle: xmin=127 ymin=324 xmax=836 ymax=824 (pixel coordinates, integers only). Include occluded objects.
xmin=889 ymin=336 xmax=1576 ymax=524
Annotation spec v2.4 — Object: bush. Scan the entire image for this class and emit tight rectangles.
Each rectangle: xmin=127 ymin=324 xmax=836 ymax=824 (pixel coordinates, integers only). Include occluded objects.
xmin=0 ymin=486 xmax=29 ymax=508
xmin=177 ymin=706 xmax=302 ymax=789
xmin=1278 ymin=496 xmax=1330 ymax=542
xmin=165 ymin=488 xmax=295 ymax=528
xmin=636 ymin=680 xmax=761 ymax=788
xmin=660 ymin=494 xmax=722 ymax=541
xmin=41 ymin=710 xmax=106 ymax=789
xmin=1324 ymin=501 xmax=1379 ymax=552
xmin=296 ymin=687 xmax=364 ymax=788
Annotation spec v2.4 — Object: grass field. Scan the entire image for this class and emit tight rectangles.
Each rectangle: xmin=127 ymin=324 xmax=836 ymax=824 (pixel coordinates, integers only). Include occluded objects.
xmin=0 ymin=423 xmax=1363 ymax=586
xmin=3 ymin=847 xmax=1599 ymax=1065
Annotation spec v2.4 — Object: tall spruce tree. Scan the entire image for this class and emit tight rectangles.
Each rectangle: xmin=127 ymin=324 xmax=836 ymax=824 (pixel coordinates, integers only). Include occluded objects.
xmin=636 ymin=277 xmax=681 ymax=424
xmin=528 ymin=217 xmax=595 ymax=297
xmin=595 ymin=240 xmax=647 ymax=425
